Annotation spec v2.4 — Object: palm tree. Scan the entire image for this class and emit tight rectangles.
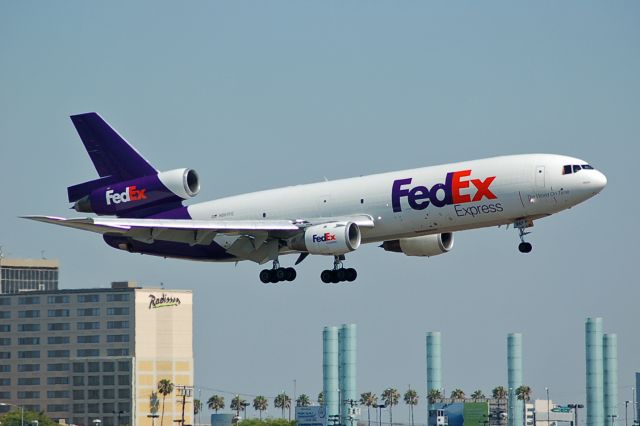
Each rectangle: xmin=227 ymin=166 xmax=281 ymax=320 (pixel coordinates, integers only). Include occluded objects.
xmin=253 ymin=396 xmax=269 ymax=420
xmin=427 ymin=389 xmax=443 ymax=404
xmin=274 ymin=392 xmax=292 ymax=420
xmin=382 ymin=388 xmax=400 ymax=425
xmin=207 ymin=395 xmax=225 ymax=413
xmin=318 ymin=392 xmax=325 ymax=406
xmin=516 ymin=386 xmax=532 ymax=426
xmin=297 ymin=394 xmax=311 ymax=407
xmin=360 ymin=392 xmax=378 ymax=426
xmin=403 ymin=389 xmax=419 ymax=426
xmin=157 ymin=379 xmax=174 ymax=426
xmin=492 ymin=386 xmax=507 ymax=400
xmin=450 ymin=389 xmax=466 ymax=400
xmin=231 ymin=395 xmax=248 ymax=419
xmin=471 ymin=390 xmax=485 ymax=400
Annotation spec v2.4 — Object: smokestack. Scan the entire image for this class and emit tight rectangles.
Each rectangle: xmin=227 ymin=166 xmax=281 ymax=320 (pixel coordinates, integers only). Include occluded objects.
xmin=508 ymin=333 xmax=523 ymax=426
xmin=603 ymin=333 xmax=618 ymax=421
xmin=586 ymin=317 xmax=604 ymax=426
xmin=339 ymin=324 xmax=357 ymax=423
xmin=426 ymin=332 xmax=442 ymax=414
xmin=323 ymin=326 xmax=339 ymax=418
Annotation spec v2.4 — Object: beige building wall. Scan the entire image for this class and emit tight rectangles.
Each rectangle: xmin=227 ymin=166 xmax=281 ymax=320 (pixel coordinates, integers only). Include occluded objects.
xmin=134 ymin=289 xmax=193 ymax=426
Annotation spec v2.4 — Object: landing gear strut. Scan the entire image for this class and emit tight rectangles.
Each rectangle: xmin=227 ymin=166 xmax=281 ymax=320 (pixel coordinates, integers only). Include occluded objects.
xmin=514 ymin=219 xmax=533 ymax=253
xmin=320 ymin=256 xmax=357 ymax=284
xmin=259 ymin=260 xmax=297 ymax=284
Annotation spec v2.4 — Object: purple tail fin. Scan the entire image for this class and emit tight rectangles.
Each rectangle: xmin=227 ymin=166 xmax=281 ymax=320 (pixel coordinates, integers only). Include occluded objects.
xmin=67 ymin=113 xmax=158 ymax=202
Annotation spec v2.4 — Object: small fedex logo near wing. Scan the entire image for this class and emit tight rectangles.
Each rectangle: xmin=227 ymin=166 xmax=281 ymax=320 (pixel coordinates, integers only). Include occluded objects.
xmin=313 ymin=233 xmax=337 ymax=243
xmin=392 ymin=170 xmax=496 ymax=212
xmin=105 ymin=185 xmax=147 ymax=205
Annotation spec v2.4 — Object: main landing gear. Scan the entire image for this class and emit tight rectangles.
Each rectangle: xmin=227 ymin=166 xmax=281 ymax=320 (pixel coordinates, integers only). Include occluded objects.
xmin=259 ymin=260 xmax=297 ymax=284
xmin=514 ymin=219 xmax=533 ymax=253
xmin=320 ymin=256 xmax=357 ymax=284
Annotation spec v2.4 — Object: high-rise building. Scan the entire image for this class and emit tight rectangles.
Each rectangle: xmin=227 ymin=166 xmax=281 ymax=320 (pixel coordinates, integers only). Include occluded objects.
xmin=0 ymin=258 xmax=59 ymax=294
xmin=0 ymin=281 xmax=193 ymax=426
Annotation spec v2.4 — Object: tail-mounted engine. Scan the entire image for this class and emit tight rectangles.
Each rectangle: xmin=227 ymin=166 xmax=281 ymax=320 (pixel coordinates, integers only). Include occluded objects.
xmin=72 ymin=168 xmax=200 ymax=216
xmin=382 ymin=233 xmax=454 ymax=257
xmin=289 ymin=221 xmax=361 ymax=255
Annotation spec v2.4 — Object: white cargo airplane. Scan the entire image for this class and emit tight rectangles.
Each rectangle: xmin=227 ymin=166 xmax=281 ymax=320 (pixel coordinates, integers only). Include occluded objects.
xmin=25 ymin=113 xmax=607 ymax=283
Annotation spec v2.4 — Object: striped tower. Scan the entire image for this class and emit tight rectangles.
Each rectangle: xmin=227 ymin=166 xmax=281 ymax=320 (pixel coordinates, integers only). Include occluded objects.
xmin=604 ymin=333 xmax=618 ymax=423
xmin=323 ymin=326 xmax=339 ymax=418
xmin=426 ymin=332 xmax=442 ymax=415
xmin=339 ymin=324 xmax=357 ymax=423
xmin=508 ymin=333 xmax=523 ymax=426
xmin=586 ymin=317 xmax=604 ymax=426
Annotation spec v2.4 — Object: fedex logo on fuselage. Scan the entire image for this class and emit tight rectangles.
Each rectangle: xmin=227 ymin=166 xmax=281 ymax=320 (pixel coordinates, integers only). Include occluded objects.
xmin=392 ymin=169 xmax=496 ymax=212
xmin=313 ymin=233 xmax=337 ymax=243
xmin=105 ymin=186 xmax=147 ymax=205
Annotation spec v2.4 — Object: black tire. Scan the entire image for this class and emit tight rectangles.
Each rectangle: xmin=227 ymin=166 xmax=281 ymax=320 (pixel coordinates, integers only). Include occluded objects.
xmin=269 ymin=269 xmax=279 ymax=283
xmin=275 ymin=268 xmax=286 ymax=282
xmin=259 ymin=270 xmax=271 ymax=284
xmin=321 ymin=270 xmax=332 ymax=283
xmin=346 ymin=268 xmax=357 ymax=282
xmin=518 ymin=242 xmax=533 ymax=253
xmin=285 ymin=267 xmax=297 ymax=281
xmin=330 ymin=270 xmax=340 ymax=284
xmin=336 ymin=268 xmax=347 ymax=282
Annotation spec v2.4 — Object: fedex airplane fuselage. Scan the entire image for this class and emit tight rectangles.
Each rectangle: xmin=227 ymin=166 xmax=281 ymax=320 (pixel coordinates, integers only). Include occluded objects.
xmin=26 ymin=113 xmax=607 ymax=283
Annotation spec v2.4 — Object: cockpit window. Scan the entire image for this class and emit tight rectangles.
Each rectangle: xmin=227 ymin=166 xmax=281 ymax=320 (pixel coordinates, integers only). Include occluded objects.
xmin=582 ymin=164 xmax=594 ymax=170
xmin=563 ymin=165 xmax=572 ymax=175
xmin=573 ymin=165 xmax=582 ymax=173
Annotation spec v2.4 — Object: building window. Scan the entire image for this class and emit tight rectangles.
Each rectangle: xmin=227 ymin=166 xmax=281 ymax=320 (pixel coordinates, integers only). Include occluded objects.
xmin=48 ymin=350 xmax=70 ymax=358
xmin=103 ymin=361 xmax=115 ymax=372
xmin=47 ymin=404 xmax=69 ymax=412
xmin=18 ymin=324 xmax=40 ymax=332
xmin=107 ymin=321 xmax=129 ymax=329
xmin=72 ymin=402 xmax=85 ymax=413
xmin=77 ymin=349 xmax=99 ymax=357
xmin=73 ymin=376 xmax=85 ymax=386
xmin=117 ymin=375 xmax=130 ymax=386
xmin=107 ymin=293 xmax=130 ymax=302
xmin=77 ymin=308 xmax=100 ymax=316
xmin=107 ymin=307 xmax=130 ymax=315
xmin=103 ymin=375 xmax=115 ymax=386
xmin=103 ymin=389 xmax=116 ymax=399
xmin=47 ymin=363 xmax=70 ymax=372
xmin=18 ymin=337 xmax=40 ymax=345
xmin=0 ymin=311 xmax=10 ymax=319
xmin=0 ymin=352 xmax=11 ymax=359
xmin=118 ymin=388 xmax=130 ymax=399
xmin=102 ymin=402 xmax=115 ymax=413
xmin=117 ymin=361 xmax=130 ymax=372
xmin=48 ymin=336 xmax=70 ymax=344
xmin=18 ymin=377 xmax=40 ymax=386
xmin=0 ymin=325 xmax=10 ymax=332
xmin=47 ymin=295 xmax=69 ymax=304
xmin=0 ymin=391 xmax=10 ymax=399
xmin=18 ymin=310 xmax=40 ymax=318
xmin=0 ymin=338 xmax=10 ymax=346
xmin=107 ymin=334 xmax=130 ymax=343
xmin=47 ymin=390 xmax=70 ymax=399
xmin=22 ymin=405 xmax=40 ymax=412
xmin=88 ymin=376 xmax=100 ymax=386
xmin=47 ymin=377 xmax=69 ymax=385
xmin=87 ymin=389 xmax=100 ymax=399
xmin=88 ymin=362 xmax=100 ymax=372
xmin=77 ymin=294 xmax=99 ymax=303
xmin=77 ymin=335 xmax=100 ymax=344
xmin=47 ymin=323 xmax=69 ymax=331
xmin=18 ymin=350 xmax=40 ymax=359
xmin=107 ymin=348 xmax=129 ymax=356
xmin=87 ymin=403 xmax=99 ymax=413
xmin=18 ymin=296 xmax=40 ymax=305
xmin=118 ymin=402 xmax=131 ymax=412
xmin=0 ymin=364 xmax=9 ymax=372
xmin=0 ymin=378 xmax=10 ymax=386
xmin=48 ymin=309 xmax=70 ymax=317
xmin=77 ymin=322 xmax=100 ymax=330
xmin=0 ymin=298 xmax=10 ymax=306
xmin=73 ymin=363 xmax=85 ymax=373
xmin=17 ymin=364 xmax=40 ymax=372
xmin=17 ymin=391 xmax=40 ymax=399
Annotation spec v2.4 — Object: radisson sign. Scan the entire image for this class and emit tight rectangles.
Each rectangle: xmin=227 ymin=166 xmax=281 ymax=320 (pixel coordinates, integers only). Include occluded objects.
xmin=148 ymin=293 xmax=181 ymax=309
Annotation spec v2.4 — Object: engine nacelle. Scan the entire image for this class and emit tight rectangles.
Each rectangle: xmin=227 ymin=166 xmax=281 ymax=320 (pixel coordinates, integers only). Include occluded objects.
xmin=289 ymin=222 xmax=361 ymax=255
xmin=73 ymin=168 xmax=200 ymax=215
xmin=382 ymin=233 xmax=454 ymax=257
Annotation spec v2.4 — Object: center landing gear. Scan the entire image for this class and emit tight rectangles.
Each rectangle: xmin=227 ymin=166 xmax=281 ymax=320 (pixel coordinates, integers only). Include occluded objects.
xmin=320 ymin=256 xmax=357 ymax=283
xmin=259 ymin=260 xmax=297 ymax=284
xmin=514 ymin=219 xmax=533 ymax=253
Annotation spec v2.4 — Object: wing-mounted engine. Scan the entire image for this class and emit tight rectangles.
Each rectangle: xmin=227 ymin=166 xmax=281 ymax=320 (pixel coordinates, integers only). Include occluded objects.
xmin=289 ymin=221 xmax=361 ymax=255
xmin=382 ymin=233 xmax=454 ymax=257
xmin=71 ymin=168 xmax=200 ymax=216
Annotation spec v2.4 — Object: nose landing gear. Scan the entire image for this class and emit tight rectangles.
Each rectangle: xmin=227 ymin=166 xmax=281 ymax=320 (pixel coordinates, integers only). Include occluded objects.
xmin=320 ymin=256 xmax=357 ymax=283
xmin=514 ymin=219 xmax=533 ymax=253
xmin=259 ymin=260 xmax=297 ymax=284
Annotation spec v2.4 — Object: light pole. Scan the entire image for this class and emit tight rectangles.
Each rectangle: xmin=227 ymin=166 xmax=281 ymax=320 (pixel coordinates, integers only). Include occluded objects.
xmin=0 ymin=403 xmax=24 ymax=426
xmin=546 ymin=388 xmax=550 ymax=426
xmin=627 ymin=401 xmax=631 ymax=426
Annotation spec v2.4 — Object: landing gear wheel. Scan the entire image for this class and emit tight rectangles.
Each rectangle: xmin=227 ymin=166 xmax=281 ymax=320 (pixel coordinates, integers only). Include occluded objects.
xmin=518 ymin=242 xmax=532 ymax=253
xmin=259 ymin=270 xmax=271 ymax=284
xmin=321 ymin=270 xmax=333 ymax=284
xmin=269 ymin=269 xmax=279 ymax=283
xmin=285 ymin=267 xmax=297 ymax=281
xmin=336 ymin=268 xmax=347 ymax=282
xmin=345 ymin=268 xmax=357 ymax=282
xmin=275 ymin=268 xmax=286 ymax=281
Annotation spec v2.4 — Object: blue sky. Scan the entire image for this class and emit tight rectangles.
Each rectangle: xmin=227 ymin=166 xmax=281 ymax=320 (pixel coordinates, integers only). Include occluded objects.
xmin=1 ymin=2 xmax=639 ymax=423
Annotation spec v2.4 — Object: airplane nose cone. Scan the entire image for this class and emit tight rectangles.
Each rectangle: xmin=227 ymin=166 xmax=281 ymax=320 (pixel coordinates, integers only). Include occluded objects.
xmin=593 ymin=171 xmax=607 ymax=193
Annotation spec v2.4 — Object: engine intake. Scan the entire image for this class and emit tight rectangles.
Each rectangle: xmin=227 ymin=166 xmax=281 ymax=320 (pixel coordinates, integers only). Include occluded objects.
xmin=382 ymin=233 xmax=454 ymax=257
xmin=289 ymin=222 xmax=361 ymax=255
